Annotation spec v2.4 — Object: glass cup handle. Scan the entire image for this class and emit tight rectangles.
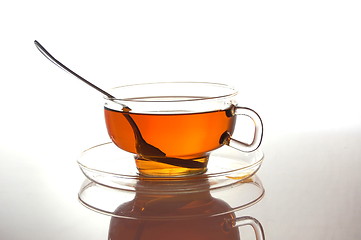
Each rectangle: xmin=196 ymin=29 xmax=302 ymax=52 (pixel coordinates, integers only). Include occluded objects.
xmin=226 ymin=106 xmax=264 ymax=152
xmin=234 ymin=216 xmax=265 ymax=240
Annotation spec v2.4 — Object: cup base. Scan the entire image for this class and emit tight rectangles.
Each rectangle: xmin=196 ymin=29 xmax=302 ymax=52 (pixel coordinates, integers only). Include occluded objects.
xmin=135 ymin=155 xmax=209 ymax=177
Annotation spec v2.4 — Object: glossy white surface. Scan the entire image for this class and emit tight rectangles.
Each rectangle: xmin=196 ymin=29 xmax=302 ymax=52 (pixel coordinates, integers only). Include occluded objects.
xmin=244 ymin=130 xmax=361 ymax=239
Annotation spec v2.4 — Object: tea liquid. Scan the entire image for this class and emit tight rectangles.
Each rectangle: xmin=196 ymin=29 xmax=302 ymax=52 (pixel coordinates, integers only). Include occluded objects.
xmin=104 ymin=107 xmax=236 ymax=176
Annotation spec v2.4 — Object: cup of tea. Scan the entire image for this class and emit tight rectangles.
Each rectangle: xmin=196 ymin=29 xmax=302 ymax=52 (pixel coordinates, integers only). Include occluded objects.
xmin=104 ymin=82 xmax=263 ymax=177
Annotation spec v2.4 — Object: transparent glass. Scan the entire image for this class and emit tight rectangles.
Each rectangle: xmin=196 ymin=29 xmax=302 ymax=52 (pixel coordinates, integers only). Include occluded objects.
xmin=104 ymin=82 xmax=263 ymax=177
xmin=77 ymin=142 xmax=264 ymax=190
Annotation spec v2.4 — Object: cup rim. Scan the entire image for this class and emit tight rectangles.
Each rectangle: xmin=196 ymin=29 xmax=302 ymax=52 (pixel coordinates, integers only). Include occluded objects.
xmin=104 ymin=82 xmax=238 ymax=103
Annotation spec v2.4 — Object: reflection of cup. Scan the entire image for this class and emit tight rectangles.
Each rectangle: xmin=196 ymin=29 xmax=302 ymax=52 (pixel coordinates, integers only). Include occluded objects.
xmin=107 ymin=177 xmax=265 ymax=240
xmin=104 ymin=82 xmax=263 ymax=177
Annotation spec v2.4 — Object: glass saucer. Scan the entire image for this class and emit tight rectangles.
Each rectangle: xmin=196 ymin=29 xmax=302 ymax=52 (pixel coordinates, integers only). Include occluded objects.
xmin=78 ymin=175 xmax=265 ymax=219
xmin=77 ymin=142 xmax=264 ymax=191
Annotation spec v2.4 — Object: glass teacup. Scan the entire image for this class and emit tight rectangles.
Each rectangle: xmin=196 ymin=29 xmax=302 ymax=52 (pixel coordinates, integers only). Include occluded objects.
xmin=104 ymin=82 xmax=263 ymax=177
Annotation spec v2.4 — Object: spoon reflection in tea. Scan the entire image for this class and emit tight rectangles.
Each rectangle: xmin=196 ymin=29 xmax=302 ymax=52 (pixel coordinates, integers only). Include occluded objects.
xmin=33 ymin=40 xmax=166 ymax=158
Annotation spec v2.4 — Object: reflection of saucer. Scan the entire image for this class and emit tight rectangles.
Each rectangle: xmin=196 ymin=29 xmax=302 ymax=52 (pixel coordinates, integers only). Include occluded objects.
xmin=77 ymin=142 xmax=264 ymax=190
xmin=78 ymin=175 xmax=265 ymax=220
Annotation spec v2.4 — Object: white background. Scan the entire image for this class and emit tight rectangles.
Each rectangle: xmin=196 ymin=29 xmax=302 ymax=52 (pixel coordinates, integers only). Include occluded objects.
xmin=1 ymin=0 xmax=360 ymax=239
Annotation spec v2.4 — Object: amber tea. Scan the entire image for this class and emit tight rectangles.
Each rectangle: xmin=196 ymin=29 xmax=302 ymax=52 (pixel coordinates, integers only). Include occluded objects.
xmin=105 ymin=106 xmax=236 ymax=176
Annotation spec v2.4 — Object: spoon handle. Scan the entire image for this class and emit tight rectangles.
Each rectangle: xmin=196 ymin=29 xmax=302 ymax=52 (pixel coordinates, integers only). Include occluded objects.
xmin=34 ymin=41 xmax=168 ymax=157
xmin=34 ymin=40 xmax=115 ymax=99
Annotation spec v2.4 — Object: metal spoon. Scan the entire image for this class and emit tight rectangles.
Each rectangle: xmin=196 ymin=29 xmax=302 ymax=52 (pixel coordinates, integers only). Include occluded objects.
xmin=34 ymin=40 xmax=117 ymax=101
xmin=34 ymin=40 xmax=166 ymax=157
